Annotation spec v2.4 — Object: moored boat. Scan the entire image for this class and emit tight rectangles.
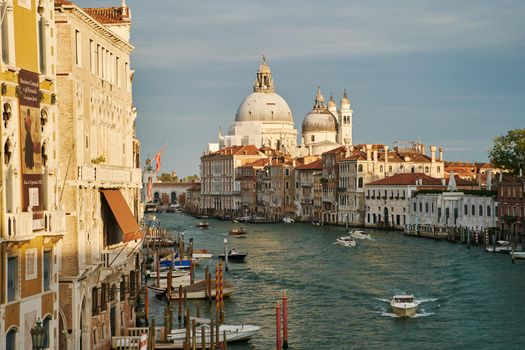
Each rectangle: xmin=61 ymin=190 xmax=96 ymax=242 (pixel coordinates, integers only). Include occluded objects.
xmin=512 ymin=251 xmax=525 ymax=259
xmin=228 ymin=227 xmax=247 ymax=236
xmin=197 ymin=222 xmax=209 ymax=228
xmin=485 ymin=240 xmax=512 ymax=253
xmin=350 ymin=230 xmax=372 ymax=240
xmin=336 ymin=236 xmax=356 ymax=247
xmin=282 ymin=217 xmax=294 ymax=224
xmin=390 ymin=294 xmax=418 ymax=317
xmin=168 ymin=324 xmax=261 ymax=343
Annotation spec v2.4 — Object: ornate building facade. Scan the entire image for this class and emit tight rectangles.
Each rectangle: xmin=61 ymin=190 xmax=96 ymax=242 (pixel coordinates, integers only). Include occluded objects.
xmin=0 ymin=0 xmax=65 ymax=348
xmin=55 ymin=1 xmax=142 ymax=349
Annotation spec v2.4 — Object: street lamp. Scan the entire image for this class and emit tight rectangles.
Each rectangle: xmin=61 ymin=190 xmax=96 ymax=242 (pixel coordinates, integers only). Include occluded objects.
xmin=31 ymin=318 xmax=45 ymax=350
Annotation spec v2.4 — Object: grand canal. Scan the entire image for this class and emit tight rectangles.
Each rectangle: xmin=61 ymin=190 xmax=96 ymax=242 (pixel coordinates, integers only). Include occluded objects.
xmin=148 ymin=213 xmax=525 ymax=349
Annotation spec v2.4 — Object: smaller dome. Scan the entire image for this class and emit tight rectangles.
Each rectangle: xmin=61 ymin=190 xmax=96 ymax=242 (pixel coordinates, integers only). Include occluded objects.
xmin=302 ymin=110 xmax=338 ymax=133
xmin=302 ymin=87 xmax=337 ymax=133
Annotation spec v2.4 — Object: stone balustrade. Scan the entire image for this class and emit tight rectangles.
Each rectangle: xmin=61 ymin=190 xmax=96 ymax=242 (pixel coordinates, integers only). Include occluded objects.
xmin=77 ymin=164 xmax=142 ymax=185
xmin=3 ymin=212 xmax=33 ymax=239
xmin=44 ymin=210 xmax=66 ymax=234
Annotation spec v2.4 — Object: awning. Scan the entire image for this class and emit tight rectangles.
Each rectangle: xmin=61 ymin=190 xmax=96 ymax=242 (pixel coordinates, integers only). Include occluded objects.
xmin=101 ymin=189 xmax=142 ymax=242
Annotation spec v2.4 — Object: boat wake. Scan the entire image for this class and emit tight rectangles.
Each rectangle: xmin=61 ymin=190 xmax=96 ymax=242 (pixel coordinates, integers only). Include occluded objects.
xmin=415 ymin=297 xmax=438 ymax=305
xmin=375 ymin=310 xmax=435 ymax=318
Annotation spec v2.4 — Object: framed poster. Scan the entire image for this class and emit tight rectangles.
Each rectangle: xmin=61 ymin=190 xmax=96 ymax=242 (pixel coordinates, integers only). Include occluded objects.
xmin=25 ymin=248 xmax=37 ymax=280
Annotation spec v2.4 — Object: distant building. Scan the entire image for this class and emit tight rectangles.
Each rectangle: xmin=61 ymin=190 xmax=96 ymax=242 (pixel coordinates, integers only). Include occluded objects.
xmin=295 ymin=158 xmax=324 ymax=221
xmin=497 ymin=177 xmax=525 ymax=243
xmin=152 ymin=182 xmax=195 ymax=206
xmin=185 ymin=183 xmax=201 ymax=215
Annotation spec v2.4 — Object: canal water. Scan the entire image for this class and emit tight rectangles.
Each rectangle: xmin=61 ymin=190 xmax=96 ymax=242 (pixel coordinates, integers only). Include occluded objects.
xmin=148 ymin=213 xmax=525 ymax=350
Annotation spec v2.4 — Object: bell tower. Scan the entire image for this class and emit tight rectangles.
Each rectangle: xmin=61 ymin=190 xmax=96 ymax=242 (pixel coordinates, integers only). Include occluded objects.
xmin=337 ymin=89 xmax=353 ymax=145
xmin=253 ymin=55 xmax=275 ymax=93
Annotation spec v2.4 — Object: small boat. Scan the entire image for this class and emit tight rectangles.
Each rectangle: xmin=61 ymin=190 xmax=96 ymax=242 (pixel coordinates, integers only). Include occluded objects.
xmin=312 ymin=221 xmax=321 ymax=226
xmin=350 ymin=230 xmax=372 ymax=240
xmin=219 ymin=248 xmax=247 ymax=262
xmin=390 ymin=294 xmax=418 ymax=317
xmin=282 ymin=217 xmax=294 ymax=224
xmin=336 ymin=236 xmax=356 ymax=247
xmin=485 ymin=240 xmax=512 ymax=253
xmin=192 ymin=249 xmax=213 ymax=260
xmin=197 ymin=222 xmax=209 ymax=228
xmin=512 ymin=251 xmax=525 ymax=259
xmin=168 ymin=324 xmax=261 ymax=343
xmin=146 ymin=267 xmax=189 ymax=279
xmin=167 ymin=279 xmax=235 ymax=300
xmin=229 ymin=227 xmax=247 ymax=236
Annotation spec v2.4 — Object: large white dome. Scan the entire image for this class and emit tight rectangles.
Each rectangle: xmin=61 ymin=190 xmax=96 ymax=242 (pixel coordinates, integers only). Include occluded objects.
xmin=236 ymin=92 xmax=294 ymax=123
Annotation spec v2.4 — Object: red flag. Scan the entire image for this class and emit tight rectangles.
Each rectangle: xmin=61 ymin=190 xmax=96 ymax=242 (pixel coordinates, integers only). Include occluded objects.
xmin=154 ymin=143 xmax=168 ymax=174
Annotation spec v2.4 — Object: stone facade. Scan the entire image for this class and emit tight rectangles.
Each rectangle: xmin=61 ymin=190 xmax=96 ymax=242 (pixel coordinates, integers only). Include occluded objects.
xmin=55 ymin=1 xmax=142 ymax=349
xmin=497 ymin=177 xmax=525 ymax=243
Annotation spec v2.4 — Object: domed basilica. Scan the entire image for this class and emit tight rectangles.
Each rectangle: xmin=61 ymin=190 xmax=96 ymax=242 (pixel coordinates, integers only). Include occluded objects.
xmin=213 ymin=57 xmax=353 ymax=156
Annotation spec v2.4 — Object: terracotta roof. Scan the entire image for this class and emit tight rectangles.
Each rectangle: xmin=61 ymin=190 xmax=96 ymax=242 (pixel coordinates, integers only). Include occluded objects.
xmin=239 ymin=158 xmax=269 ymax=168
xmin=296 ymin=158 xmax=324 ymax=170
xmin=83 ymin=6 xmax=130 ymax=24
xmin=152 ymin=182 xmax=196 ymax=187
xmin=367 ymin=173 xmax=443 ymax=186
xmin=55 ymin=0 xmax=74 ymax=5
xmin=322 ymin=145 xmax=347 ymax=155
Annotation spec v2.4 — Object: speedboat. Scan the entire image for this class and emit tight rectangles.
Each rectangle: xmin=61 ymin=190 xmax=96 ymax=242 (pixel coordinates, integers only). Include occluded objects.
xmin=350 ymin=230 xmax=372 ymax=240
xmin=197 ymin=222 xmax=209 ymax=228
xmin=168 ymin=324 xmax=261 ymax=343
xmin=336 ymin=236 xmax=356 ymax=247
xmin=512 ymin=251 xmax=525 ymax=259
xmin=390 ymin=294 xmax=418 ymax=317
xmin=485 ymin=240 xmax=512 ymax=253
xmin=229 ymin=227 xmax=247 ymax=236
xmin=283 ymin=217 xmax=294 ymax=224
xmin=219 ymin=248 xmax=247 ymax=262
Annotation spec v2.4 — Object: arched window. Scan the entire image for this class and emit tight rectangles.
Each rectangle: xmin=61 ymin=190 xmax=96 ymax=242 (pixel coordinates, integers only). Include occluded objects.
xmin=479 ymin=205 xmax=483 ymax=216
xmin=153 ymin=192 xmax=160 ymax=202
xmin=487 ymin=205 xmax=491 ymax=217
xmin=437 ymin=166 xmax=441 ymax=173
xmin=411 ymin=166 xmax=415 ymax=173
xmin=6 ymin=327 xmax=17 ymax=350
xmin=170 ymin=192 xmax=177 ymax=204
xmin=464 ymin=204 xmax=468 ymax=215
xmin=425 ymin=166 xmax=429 ymax=173
xmin=389 ymin=165 xmax=392 ymax=172
xmin=311 ymin=135 xmax=315 ymax=142
xmin=3 ymin=103 xmax=12 ymax=128
xmin=43 ymin=315 xmax=52 ymax=348
xmin=40 ymin=109 xmax=48 ymax=132
xmin=358 ymin=164 xmax=363 ymax=172
xmin=471 ymin=205 xmax=475 ymax=216
xmin=358 ymin=177 xmax=363 ymax=188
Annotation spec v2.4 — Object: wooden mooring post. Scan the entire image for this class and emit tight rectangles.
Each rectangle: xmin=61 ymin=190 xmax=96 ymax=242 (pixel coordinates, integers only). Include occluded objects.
xmin=276 ymin=301 xmax=281 ymax=350
xmin=282 ymin=290 xmax=289 ymax=348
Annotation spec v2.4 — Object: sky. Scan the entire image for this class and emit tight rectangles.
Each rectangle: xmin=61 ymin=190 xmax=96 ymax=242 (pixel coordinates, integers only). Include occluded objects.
xmin=77 ymin=0 xmax=525 ymax=177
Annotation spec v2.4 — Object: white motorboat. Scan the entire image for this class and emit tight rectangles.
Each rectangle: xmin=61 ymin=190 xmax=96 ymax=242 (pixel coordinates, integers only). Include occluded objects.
xmin=350 ymin=230 xmax=372 ymax=240
xmin=485 ymin=240 xmax=512 ymax=253
xmin=336 ymin=236 xmax=356 ymax=247
xmin=168 ymin=324 xmax=261 ymax=343
xmin=282 ymin=217 xmax=295 ymax=224
xmin=390 ymin=294 xmax=418 ymax=317
xmin=512 ymin=251 xmax=525 ymax=259
xmin=146 ymin=268 xmax=189 ymax=279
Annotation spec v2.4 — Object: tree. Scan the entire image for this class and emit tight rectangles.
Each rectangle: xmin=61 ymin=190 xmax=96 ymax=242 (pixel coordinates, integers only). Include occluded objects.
xmin=158 ymin=172 xmax=173 ymax=182
xmin=489 ymin=128 xmax=525 ymax=175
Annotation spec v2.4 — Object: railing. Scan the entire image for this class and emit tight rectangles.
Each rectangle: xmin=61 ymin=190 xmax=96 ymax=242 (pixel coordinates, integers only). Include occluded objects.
xmin=111 ymin=336 xmax=141 ymax=350
xmin=102 ymin=242 xmax=140 ymax=268
xmin=44 ymin=210 xmax=66 ymax=234
xmin=77 ymin=165 xmax=142 ymax=185
xmin=3 ymin=212 xmax=33 ymax=239
xmin=128 ymin=327 xmax=163 ymax=341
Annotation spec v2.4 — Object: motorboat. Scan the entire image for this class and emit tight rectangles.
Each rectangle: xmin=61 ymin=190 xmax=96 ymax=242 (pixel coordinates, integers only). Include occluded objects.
xmin=197 ymin=222 xmax=209 ymax=228
xmin=167 ymin=279 xmax=236 ymax=300
xmin=168 ymin=324 xmax=261 ymax=343
xmin=282 ymin=217 xmax=295 ymax=224
xmin=219 ymin=248 xmax=247 ymax=262
xmin=228 ymin=227 xmax=247 ymax=236
xmin=350 ymin=230 xmax=372 ymax=240
xmin=390 ymin=294 xmax=418 ymax=317
xmin=147 ymin=275 xmax=195 ymax=296
xmin=192 ymin=249 xmax=213 ymax=260
xmin=336 ymin=236 xmax=356 ymax=247
xmin=485 ymin=240 xmax=512 ymax=253
xmin=312 ymin=221 xmax=322 ymax=226
xmin=512 ymin=251 xmax=525 ymax=259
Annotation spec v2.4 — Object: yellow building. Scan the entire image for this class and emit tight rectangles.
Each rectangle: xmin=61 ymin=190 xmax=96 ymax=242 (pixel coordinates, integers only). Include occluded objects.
xmin=0 ymin=0 xmax=65 ymax=349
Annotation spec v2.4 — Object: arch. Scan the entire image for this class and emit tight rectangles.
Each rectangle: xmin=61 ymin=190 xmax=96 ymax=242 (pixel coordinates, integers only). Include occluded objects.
xmin=358 ymin=164 xmax=363 ymax=172
xmin=58 ymin=306 xmax=68 ymax=350
xmin=43 ymin=313 xmax=53 ymax=349
xmin=3 ymin=102 xmax=12 ymax=128
xmin=170 ymin=192 xmax=177 ymax=204
xmin=153 ymin=192 xmax=160 ymax=202
xmin=357 ymin=177 xmax=363 ymax=188
xmin=487 ymin=205 xmax=491 ymax=217
xmin=5 ymin=325 xmax=18 ymax=350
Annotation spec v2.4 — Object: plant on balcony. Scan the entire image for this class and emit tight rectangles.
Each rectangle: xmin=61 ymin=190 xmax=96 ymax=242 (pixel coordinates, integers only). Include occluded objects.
xmin=91 ymin=155 xmax=106 ymax=164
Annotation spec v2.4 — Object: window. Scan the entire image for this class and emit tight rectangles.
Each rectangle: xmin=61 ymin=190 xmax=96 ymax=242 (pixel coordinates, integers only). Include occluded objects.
xmin=357 ymin=177 xmax=363 ymax=188
xmin=3 ymin=103 xmax=12 ymax=128
xmin=43 ymin=316 xmax=51 ymax=348
xmin=479 ymin=205 xmax=483 ymax=216
xmin=419 ymin=202 xmax=422 ymax=212
xmin=43 ymin=250 xmax=52 ymax=291
xmin=413 ymin=202 xmax=417 ymax=212
xmin=1 ymin=1 xmax=10 ymax=64
xmin=437 ymin=166 xmax=441 ymax=173
xmin=464 ymin=204 xmax=468 ymax=215
xmin=389 ymin=165 xmax=392 ymax=172
xmin=487 ymin=205 xmax=491 ymax=217
xmin=6 ymin=327 xmax=17 ymax=350
xmin=425 ymin=166 xmax=429 ymax=173
xmin=471 ymin=205 xmax=475 ymax=216
xmin=285 ymin=168 xmax=289 ymax=176
xmin=75 ymin=30 xmax=81 ymax=66
xmin=115 ymin=57 xmax=119 ymax=85
xmin=411 ymin=166 xmax=415 ymax=173
xmin=380 ymin=165 xmax=383 ymax=172
xmin=7 ymin=256 xmax=18 ymax=301
xmin=285 ymin=181 xmax=289 ymax=189
xmin=425 ymin=203 xmax=429 ymax=213
xmin=358 ymin=164 xmax=363 ymax=172
xmin=92 ymin=287 xmax=99 ymax=315
xmin=38 ymin=12 xmax=46 ymax=74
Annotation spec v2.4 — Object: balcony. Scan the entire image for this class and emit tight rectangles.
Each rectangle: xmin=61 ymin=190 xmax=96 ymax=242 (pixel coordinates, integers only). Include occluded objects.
xmin=43 ymin=210 xmax=66 ymax=234
xmin=3 ymin=212 xmax=33 ymax=239
xmin=78 ymin=165 xmax=142 ymax=186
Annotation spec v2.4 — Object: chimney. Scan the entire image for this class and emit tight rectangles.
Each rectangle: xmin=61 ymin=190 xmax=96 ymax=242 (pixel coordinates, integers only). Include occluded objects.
xmin=420 ymin=143 xmax=425 ymax=155
xmin=439 ymin=146 xmax=443 ymax=161
xmin=366 ymin=144 xmax=372 ymax=161
xmin=430 ymin=145 xmax=436 ymax=163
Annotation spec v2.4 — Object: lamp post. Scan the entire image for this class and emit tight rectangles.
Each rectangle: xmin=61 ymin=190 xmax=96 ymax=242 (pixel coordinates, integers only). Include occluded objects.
xmin=223 ymin=237 xmax=229 ymax=271
xmin=31 ymin=318 xmax=45 ymax=350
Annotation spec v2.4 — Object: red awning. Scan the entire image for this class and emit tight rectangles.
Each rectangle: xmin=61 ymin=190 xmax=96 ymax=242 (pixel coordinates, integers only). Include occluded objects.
xmin=101 ymin=189 xmax=141 ymax=242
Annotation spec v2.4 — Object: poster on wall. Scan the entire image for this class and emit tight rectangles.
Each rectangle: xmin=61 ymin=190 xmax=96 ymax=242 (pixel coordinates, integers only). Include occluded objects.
xmin=19 ymin=70 xmax=44 ymax=230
